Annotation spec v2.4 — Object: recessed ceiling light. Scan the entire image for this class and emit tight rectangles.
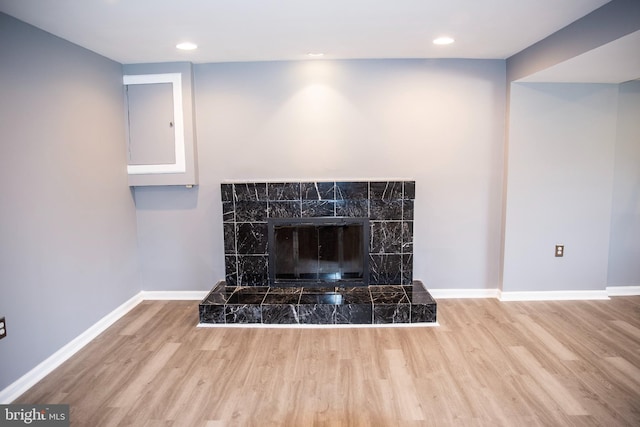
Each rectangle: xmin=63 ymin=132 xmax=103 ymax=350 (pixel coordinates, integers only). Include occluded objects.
xmin=176 ymin=42 xmax=198 ymax=51
xmin=433 ymin=37 xmax=455 ymax=45
xmin=307 ymin=53 xmax=325 ymax=58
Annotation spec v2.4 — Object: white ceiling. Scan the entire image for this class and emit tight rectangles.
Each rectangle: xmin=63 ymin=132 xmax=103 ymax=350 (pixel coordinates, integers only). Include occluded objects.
xmin=0 ymin=0 xmax=611 ymax=64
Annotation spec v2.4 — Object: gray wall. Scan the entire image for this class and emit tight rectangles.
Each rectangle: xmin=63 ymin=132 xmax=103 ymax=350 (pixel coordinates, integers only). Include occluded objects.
xmin=503 ymin=83 xmax=618 ymax=292
xmin=608 ymin=80 xmax=640 ymax=286
xmin=133 ymin=59 xmax=507 ymax=291
xmin=506 ymin=0 xmax=640 ymax=82
xmin=0 ymin=13 xmax=139 ymax=390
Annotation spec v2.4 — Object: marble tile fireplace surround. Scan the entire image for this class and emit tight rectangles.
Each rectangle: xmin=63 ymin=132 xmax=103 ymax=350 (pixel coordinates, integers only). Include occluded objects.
xmin=199 ymin=180 xmax=437 ymax=325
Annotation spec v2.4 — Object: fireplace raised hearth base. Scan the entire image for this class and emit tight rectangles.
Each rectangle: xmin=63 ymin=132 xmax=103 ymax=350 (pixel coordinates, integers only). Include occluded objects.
xmin=199 ymin=280 xmax=436 ymax=325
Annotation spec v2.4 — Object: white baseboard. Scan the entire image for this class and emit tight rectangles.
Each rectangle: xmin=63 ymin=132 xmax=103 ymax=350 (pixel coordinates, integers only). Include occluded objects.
xmin=499 ymin=290 xmax=610 ymax=301
xmin=140 ymin=290 xmax=208 ymax=300
xmin=429 ymin=288 xmax=616 ymax=301
xmin=428 ymin=288 xmax=501 ymax=299
xmin=607 ymin=286 xmax=640 ymax=296
xmin=0 ymin=289 xmax=209 ymax=404
xmin=0 ymin=292 xmax=144 ymax=404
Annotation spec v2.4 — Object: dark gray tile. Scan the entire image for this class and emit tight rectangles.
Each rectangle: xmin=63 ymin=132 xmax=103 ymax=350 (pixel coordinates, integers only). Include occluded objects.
xmin=299 ymin=293 xmax=342 ymax=304
xmin=237 ymin=255 xmax=268 ymax=286
xmin=403 ymin=200 xmax=414 ymax=220
xmin=234 ymin=286 xmax=270 ymax=295
xmin=223 ymin=223 xmax=236 ymax=254
xmin=370 ymin=181 xmax=403 ymax=201
xmin=337 ymin=287 xmax=372 ymax=304
xmin=335 ymin=200 xmax=368 ymax=217
xmin=369 ymin=254 xmax=402 ymax=285
xmin=298 ymin=304 xmax=336 ymax=324
xmin=236 ymin=223 xmax=268 ymax=255
xmin=262 ymin=305 xmax=299 ymax=324
xmin=370 ymin=200 xmax=403 ymax=220
xmin=335 ymin=304 xmax=372 ymax=324
xmin=405 ymin=286 xmax=435 ymax=305
xmin=301 ymin=182 xmax=335 ymax=200
xmin=268 ymin=287 xmax=303 ymax=295
xmin=336 ymin=182 xmax=368 ymax=200
xmin=221 ymin=183 xmax=234 ymax=202
xmin=402 ymin=254 xmax=413 ymax=285
xmin=301 ymin=287 xmax=337 ymax=294
xmin=267 ymin=182 xmax=301 ymax=201
xmin=301 ymin=200 xmax=335 ymax=217
xmin=373 ymin=304 xmax=411 ymax=324
xmin=268 ymin=201 xmax=301 ymax=218
xmin=235 ymin=183 xmax=267 ymax=201
xmin=199 ymin=305 xmax=226 ymax=323
xmin=411 ymin=304 xmax=437 ymax=323
xmin=225 ymin=305 xmax=262 ymax=323
xmin=201 ymin=287 xmax=229 ymax=305
xmin=403 ymin=181 xmax=416 ymax=200
xmin=226 ymin=292 xmax=266 ymax=305
xmin=222 ymin=202 xmax=235 ymax=223
xmin=263 ymin=293 xmax=301 ymax=304
xmin=225 ymin=255 xmax=238 ymax=286
xmin=402 ymin=221 xmax=413 ymax=253
xmin=235 ymin=201 xmax=267 ymax=222
xmin=369 ymin=285 xmax=409 ymax=304
xmin=370 ymin=221 xmax=402 ymax=254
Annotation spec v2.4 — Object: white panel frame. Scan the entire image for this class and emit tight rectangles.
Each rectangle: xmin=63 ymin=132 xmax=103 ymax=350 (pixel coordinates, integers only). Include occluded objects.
xmin=123 ymin=73 xmax=186 ymax=174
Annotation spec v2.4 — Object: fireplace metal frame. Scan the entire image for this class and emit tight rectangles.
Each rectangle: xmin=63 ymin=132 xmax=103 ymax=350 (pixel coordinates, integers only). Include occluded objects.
xmin=267 ymin=217 xmax=370 ymax=287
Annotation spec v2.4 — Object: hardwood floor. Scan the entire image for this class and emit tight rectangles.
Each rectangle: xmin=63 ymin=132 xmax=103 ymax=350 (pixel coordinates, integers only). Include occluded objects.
xmin=15 ymin=297 xmax=640 ymax=426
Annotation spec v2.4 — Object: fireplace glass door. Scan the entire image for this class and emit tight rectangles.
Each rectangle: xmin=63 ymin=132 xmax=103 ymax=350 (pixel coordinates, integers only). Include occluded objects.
xmin=268 ymin=218 xmax=369 ymax=286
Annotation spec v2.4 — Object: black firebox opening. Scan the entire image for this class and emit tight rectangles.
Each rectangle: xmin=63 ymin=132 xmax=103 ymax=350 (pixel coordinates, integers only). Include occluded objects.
xmin=268 ymin=217 xmax=369 ymax=286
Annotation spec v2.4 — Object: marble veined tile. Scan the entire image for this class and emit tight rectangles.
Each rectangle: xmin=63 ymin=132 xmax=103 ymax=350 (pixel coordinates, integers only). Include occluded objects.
xmin=336 ymin=200 xmax=368 ymax=217
xmin=370 ymin=200 xmax=403 ymax=220
xmin=403 ymin=181 xmax=416 ymax=200
xmin=235 ymin=201 xmax=267 ymax=222
xmin=369 ymin=286 xmax=409 ymax=304
xmin=301 ymin=182 xmax=335 ymax=200
xmin=370 ymin=181 xmax=403 ymax=201
xmin=199 ymin=305 xmax=226 ymax=323
xmin=370 ymin=221 xmax=402 ymax=254
xmin=268 ymin=201 xmax=301 ymax=218
xmin=199 ymin=281 xmax=436 ymax=324
xmin=298 ymin=304 xmax=337 ymax=324
xmin=301 ymin=200 xmax=335 ymax=217
xmin=221 ymin=183 xmax=234 ymax=202
xmin=234 ymin=183 xmax=267 ymax=201
xmin=335 ymin=304 xmax=372 ymax=324
xmin=225 ymin=305 xmax=262 ymax=323
xmin=336 ymin=181 xmax=368 ymax=200
xmin=236 ymin=223 xmax=268 ymax=255
xmin=267 ymin=182 xmax=301 ymax=201
xmin=262 ymin=304 xmax=299 ymax=324
xmin=373 ymin=304 xmax=411 ymax=324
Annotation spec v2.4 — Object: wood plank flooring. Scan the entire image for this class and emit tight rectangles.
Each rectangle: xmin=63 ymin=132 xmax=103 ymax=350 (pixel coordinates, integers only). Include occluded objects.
xmin=14 ymin=297 xmax=640 ymax=426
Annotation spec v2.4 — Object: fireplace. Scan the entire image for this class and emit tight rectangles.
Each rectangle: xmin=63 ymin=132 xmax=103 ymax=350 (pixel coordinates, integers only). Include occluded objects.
xmin=268 ymin=217 xmax=370 ymax=286
xmin=199 ymin=180 xmax=437 ymax=325
xmin=221 ymin=180 xmax=415 ymax=287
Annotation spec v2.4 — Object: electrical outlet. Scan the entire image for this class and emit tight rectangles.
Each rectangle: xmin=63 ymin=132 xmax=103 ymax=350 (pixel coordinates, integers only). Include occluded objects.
xmin=0 ymin=317 xmax=6 ymax=340
xmin=555 ymin=244 xmax=564 ymax=257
